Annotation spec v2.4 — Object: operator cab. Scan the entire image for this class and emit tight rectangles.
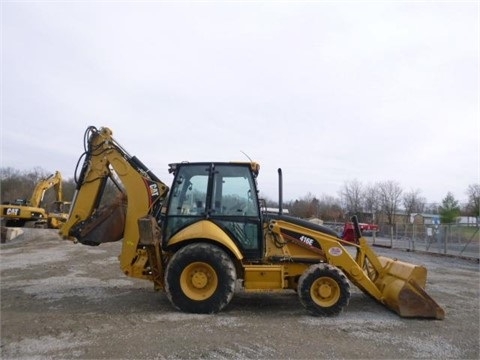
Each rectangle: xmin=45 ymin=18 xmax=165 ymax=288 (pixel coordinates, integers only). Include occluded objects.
xmin=163 ymin=162 xmax=263 ymax=260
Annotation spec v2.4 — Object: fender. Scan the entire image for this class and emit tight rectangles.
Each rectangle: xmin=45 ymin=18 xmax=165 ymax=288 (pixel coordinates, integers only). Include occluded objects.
xmin=168 ymin=220 xmax=244 ymax=260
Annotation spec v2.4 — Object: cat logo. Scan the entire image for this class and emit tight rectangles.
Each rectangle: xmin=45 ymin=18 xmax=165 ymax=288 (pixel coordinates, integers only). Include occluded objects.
xmin=149 ymin=183 xmax=159 ymax=197
xmin=5 ymin=208 xmax=20 ymax=216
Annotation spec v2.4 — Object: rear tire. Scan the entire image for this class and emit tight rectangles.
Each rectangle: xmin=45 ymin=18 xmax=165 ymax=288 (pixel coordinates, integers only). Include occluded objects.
xmin=298 ymin=263 xmax=350 ymax=316
xmin=165 ymin=243 xmax=236 ymax=314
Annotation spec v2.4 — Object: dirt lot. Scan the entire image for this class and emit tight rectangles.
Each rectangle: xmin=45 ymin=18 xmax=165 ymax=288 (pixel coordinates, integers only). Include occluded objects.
xmin=1 ymin=229 xmax=479 ymax=359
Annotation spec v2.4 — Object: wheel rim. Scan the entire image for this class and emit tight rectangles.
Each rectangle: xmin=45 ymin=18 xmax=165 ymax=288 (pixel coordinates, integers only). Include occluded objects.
xmin=310 ymin=276 xmax=341 ymax=307
xmin=180 ymin=262 xmax=218 ymax=301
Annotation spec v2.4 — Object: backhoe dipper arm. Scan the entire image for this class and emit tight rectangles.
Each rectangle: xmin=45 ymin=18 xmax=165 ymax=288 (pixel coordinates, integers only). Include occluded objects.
xmin=60 ymin=126 xmax=169 ymax=278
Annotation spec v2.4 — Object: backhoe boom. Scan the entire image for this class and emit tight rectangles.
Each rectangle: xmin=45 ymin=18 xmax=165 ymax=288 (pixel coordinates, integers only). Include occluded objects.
xmin=60 ymin=126 xmax=169 ymax=281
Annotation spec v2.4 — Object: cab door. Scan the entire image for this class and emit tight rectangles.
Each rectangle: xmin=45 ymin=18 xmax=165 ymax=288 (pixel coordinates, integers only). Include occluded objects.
xmin=209 ymin=164 xmax=263 ymax=260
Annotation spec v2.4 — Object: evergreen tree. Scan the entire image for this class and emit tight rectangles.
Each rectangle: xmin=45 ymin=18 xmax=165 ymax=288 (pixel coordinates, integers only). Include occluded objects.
xmin=439 ymin=192 xmax=460 ymax=224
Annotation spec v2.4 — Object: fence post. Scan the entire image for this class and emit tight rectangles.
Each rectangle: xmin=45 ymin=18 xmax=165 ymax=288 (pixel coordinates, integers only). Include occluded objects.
xmin=390 ymin=225 xmax=394 ymax=248
xmin=444 ymin=225 xmax=449 ymax=255
xmin=412 ymin=224 xmax=416 ymax=252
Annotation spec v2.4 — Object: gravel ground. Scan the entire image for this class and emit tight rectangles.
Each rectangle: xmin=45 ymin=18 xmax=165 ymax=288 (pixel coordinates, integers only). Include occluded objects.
xmin=1 ymin=229 xmax=479 ymax=359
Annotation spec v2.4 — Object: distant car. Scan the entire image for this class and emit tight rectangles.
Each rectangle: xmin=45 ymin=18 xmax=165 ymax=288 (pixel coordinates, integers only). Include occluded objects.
xmin=341 ymin=222 xmax=379 ymax=242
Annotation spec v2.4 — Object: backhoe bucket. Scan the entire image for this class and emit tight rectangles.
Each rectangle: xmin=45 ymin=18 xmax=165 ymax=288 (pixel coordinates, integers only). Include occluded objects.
xmin=70 ymin=199 xmax=126 ymax=246
xmin=376 ymin=256 xmax=445 ymax=319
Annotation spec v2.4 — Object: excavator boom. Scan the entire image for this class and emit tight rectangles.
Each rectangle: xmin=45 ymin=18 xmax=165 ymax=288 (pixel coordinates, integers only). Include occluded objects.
xmin=29 ymin=171 xmax=63 ymax=207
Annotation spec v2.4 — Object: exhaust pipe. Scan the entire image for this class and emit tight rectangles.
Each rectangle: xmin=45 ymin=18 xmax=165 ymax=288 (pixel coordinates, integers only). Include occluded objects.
xmin=352 ymin=215 xmax=362 ymax=243
xmin=278 ymin=168 xmax=283 ymax=215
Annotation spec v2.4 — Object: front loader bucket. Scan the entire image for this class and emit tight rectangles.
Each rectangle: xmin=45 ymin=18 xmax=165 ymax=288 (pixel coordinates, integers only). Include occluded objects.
xmin=376 ymin=256 xmax=445 ymax=319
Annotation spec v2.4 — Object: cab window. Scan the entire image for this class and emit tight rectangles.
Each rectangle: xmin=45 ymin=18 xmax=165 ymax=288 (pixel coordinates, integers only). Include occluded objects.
xmin=211 ymin=165 xmax=259 ymax=217
xmin=167 ymin=165 xmax=208 ymax=216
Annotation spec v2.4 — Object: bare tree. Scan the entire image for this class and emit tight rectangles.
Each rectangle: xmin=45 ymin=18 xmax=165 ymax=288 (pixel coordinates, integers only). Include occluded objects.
xmin=465 ymin=184 xmax=480 ymax=217
xmin=363 ymin=184 xmax=381 ymax=223
xmin=62 ymin=179 xmax=76 ymax=203
xmin=0 ymin=167 xmax=51 ymax=204
xmin=425 ymin=202 xmax=439 ymax=214
xmin=377 ymin=180 xmax=403 ymax=225
xmin=317 ymin=195 xmax=344 ymax=222
xmin=403 ymin=189 xmax=426 ymax=221
xmin=289 ymin=192 xmax=318 ymax=218
xmin=340 ymin=179 xmax=363 ymax=217
xmin=1 ymin=167 xmax=75 ymax=206
xmin=0 ymin=167 xmax=23 ymax=203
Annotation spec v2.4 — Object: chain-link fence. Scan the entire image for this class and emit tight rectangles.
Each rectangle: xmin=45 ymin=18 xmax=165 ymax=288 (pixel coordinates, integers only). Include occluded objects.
xmin=372 ymin=223 xmax=480 ymax=260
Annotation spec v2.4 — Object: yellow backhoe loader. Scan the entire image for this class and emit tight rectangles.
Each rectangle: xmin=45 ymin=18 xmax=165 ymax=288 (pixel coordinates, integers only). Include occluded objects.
xmin=1 ymin=171 xmax=70 ymax=229
xmin=60 ymin=126 xmax=445 ymax=319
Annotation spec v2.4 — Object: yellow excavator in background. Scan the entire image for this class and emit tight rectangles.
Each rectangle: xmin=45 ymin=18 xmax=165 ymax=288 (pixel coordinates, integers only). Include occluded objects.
xmin=60 ymin=126 xmax=445 ymax=319
xmin=45 ymin=200 xmax=71 ymax=229
xmin=1 ymin=171 xmax=70 ymax=228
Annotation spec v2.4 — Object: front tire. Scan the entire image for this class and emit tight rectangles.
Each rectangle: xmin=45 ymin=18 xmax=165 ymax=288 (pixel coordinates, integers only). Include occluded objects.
xmin=298 ymin=263 xmax=350 ymax=316
xmin=165 ymin=243 xmax=236 ymax=314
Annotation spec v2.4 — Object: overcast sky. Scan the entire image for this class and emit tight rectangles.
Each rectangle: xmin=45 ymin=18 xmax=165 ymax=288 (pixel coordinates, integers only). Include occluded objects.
xmin=1 ymin=1 xmax=479 ymax=205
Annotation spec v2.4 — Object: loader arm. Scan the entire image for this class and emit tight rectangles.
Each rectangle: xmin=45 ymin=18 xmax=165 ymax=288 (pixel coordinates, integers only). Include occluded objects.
xmin=268 ymin=216 xmax=445 ymax=319
xmin=60 ymin=126 xmax=169 ymax=279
